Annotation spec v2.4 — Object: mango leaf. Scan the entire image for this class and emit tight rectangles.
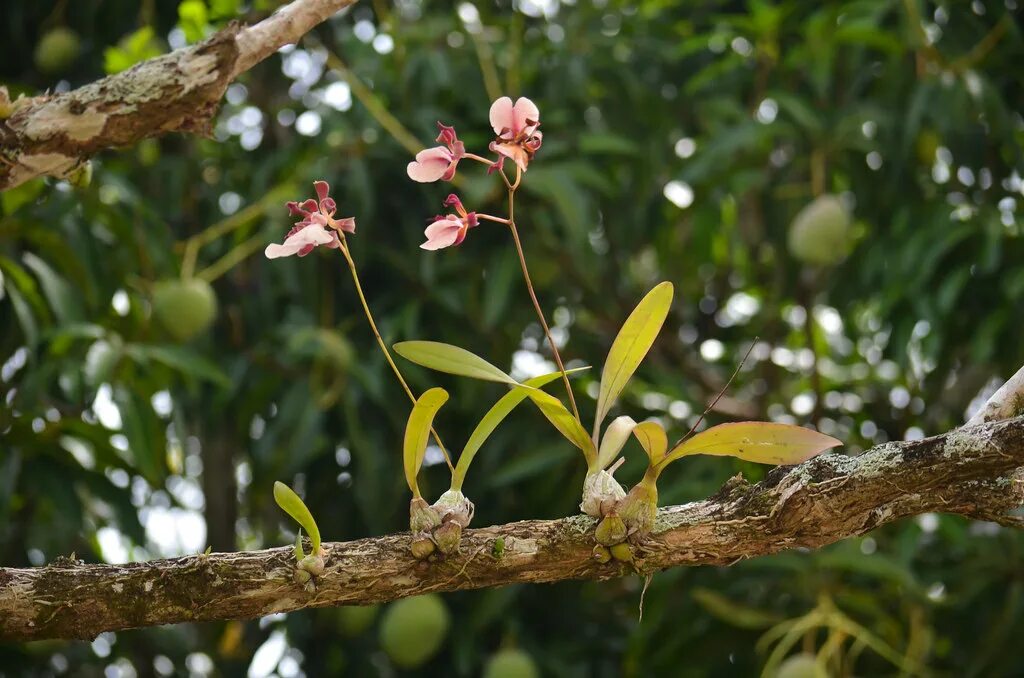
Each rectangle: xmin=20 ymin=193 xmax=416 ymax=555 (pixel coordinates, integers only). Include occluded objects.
xmin=113 ymin=387 xmax=165 ymax=485
xmin=658 ymin=422 xmax=842 ymax=473
xmin=273 ymin=481 xmax=321 ymax=553
xmin=103 ymin=27 xmax=163 ymax=74
xmin=596 ymin=415 xmax=637 ymax=471
xmin=394 ymin=341 xmax=516 ymax=385
xmin=524 ymin=388 xmax=597 ymax=467
xmin=632 ymin=420 xmax=668 ymax=465
xmin=178 ymin=0 xmax=209 ymax=43
xmin=402 ymin=387 xmax=449 ymax=497
xmin=452 ymin=367 xmax=589 ymax=491
xmin=593 ymin=281 xmax=674 ymax=435
xmin=22 ymin=252 xmax=82 ymax=323
xmin=125 ymin=344 xmax=231 ymax=388
xmin=691 ymin=588 xmax=781 ymax=630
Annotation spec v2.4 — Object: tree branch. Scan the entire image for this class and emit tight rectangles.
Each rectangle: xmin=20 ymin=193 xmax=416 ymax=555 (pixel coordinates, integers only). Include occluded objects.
xmin=2 ymin=416 xmax=1023 ymax=642
xmin=0 ymin=0 xmax=358 ymax=191
xmin=968 ymin=364 xmax=1024 ymax=426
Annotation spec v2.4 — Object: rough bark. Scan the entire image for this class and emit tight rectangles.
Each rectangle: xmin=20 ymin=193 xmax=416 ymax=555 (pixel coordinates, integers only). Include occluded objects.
xmin=0 ymin=0 xmax=357 ymax=191
xmin=2 ymin=416 xmax=1023 ymax=643
xmin=968 ymin=364 xmax=1024 ymax=426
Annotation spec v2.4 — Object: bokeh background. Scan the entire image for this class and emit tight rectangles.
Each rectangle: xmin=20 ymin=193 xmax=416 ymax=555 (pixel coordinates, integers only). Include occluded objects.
xmin=2 ymin=0 xmax=1023 ymax=675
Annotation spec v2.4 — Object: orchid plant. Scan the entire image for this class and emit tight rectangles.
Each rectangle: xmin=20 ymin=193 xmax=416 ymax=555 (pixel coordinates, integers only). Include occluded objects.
xmin=264 ymin=96 xmax=842 ymax=572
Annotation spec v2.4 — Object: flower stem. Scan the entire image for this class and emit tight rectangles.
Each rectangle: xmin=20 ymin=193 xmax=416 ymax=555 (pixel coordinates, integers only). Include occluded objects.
xmin=505 ymin=186 xmax=581 ymax=424
xmin=465 ymin=153 xmax=496 ymax=167
xmin=476 ymin=213 xmax=511 ymax=225
xmin=338 ymin=237 xmax=455 ymax=473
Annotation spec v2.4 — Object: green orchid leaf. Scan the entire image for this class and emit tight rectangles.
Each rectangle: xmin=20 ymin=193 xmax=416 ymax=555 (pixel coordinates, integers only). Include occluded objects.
xmin=394 ymin=341 xmax=516 ymax=384
xmin=632 ymin=420 xmax=668 ymax=464
xmin=596 ymin=415 xmax=637 ymax=471
xmin=593 ymin=281 xmax=674 ymax=435
xmin=273 ymin=481 xmax=321 ymax=553
xmin=525 ymin=388 xmax=597 ymax=467
xmin=658 ymin=422 xmax=842 ymax=475
xmin=403 ymin=387 xmax=450 ymax=497
xmin=452 ymin=367 xmax=590 ymax=491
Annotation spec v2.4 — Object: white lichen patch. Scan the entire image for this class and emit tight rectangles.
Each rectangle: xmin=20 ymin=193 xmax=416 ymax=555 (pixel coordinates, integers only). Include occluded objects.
xmin=561 ymin=514 xmax=597 ymax=536
xmin=942 ymin=426 xmax=990 ymax=460
xmin=111 ymin=583 xmax=124 ymax=593
xmin=505 ymin=537 xmax=538 ymax=557
xmin=23 ymin=101 xmax=109 ymax=142
xmin=179 ymin=52 xmax=226 ymax=95
xmin=836 ymin=442 xmax=901 ymax=478
xmin=143 ymin=581 xmax=153 ymax=592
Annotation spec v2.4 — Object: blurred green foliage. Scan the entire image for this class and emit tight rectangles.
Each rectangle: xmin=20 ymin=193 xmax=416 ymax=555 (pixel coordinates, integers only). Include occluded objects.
xmin=1 ymin=0 xmax=1023 ymax=675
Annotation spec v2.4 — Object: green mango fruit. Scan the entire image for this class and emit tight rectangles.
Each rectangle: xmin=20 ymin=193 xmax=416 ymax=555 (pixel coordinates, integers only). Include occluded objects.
xmin=787 ymin=194 xmax=852 ymax=266
xmin=337 ymin=605 xmax=379 ymax=637
xmin=483 ymin=648 xmax=540 ymax=678
xmin=379 ymin=594 xmax=450 ymax=668
xmin=152 ymin=279 xmax=217 ymax=342
xmin=35 ymin=28 xmax=81 ymax=74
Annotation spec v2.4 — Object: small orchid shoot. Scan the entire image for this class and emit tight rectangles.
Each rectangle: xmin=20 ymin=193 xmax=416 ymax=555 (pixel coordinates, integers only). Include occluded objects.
xmin=400 ymin=368 xmax=589 ymax=559
xmin=600 ymin=419 xmax=843 ymax=554
xmin=273 ymin=481 xmax=325 ymax=590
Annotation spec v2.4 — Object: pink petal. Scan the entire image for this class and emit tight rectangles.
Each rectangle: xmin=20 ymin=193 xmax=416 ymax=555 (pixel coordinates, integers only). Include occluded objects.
xmin=491 ymin=142 xmax=530 ymax=172
xmin=265 ymin=224 xmax=335 ymax=259
xmin=314 ymin=181 xmax=330 ymax=202
xmin=407 ymin=147 xmax=453 ymax=183
xmin=489 ymin=96 xmax=515 ymax=136
xmin=511 ymin=97 xmax=540 ymax=134
xmin=335 ymin=217 xmax=356 ymax=234
xmin=421 ymin=219 xmax=461 ymax=250
xmin=265 ymin=242 xmax=300 ymax=259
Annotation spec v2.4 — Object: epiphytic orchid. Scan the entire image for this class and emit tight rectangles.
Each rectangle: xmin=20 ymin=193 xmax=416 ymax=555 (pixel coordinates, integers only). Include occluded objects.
xmin=407 ymin=122 xmax=466 ymax=183
xmin=265 ymin=181 xmax=355 ymax=259
xmin=421 ymin=194 xmax=478 ymax=250
xmin=488 ymin=96 xmax=543 ymax=173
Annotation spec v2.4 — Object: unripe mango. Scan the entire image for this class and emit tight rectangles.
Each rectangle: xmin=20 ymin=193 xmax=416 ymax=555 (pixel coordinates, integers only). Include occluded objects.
xmin=379 ymin=594 xmax=450 ymax=668
xmin=152 ymin=278 xmax=217 ymax=342
xmin=483 ymin=648 xmax=540 ymax=678
xmin=787 ymin=194 xmax=852 ymax=266
xmin=35 ymin=28 xmax=81 ymax=74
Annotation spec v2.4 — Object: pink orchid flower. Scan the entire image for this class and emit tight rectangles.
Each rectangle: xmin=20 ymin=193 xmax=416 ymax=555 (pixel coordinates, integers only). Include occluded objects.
xmin=407 ymin=123 xmax=466 ymax=183
xmin=488 ymin=96 xmax=543 ymax=173
xmin=421 ymin=194 xmax=478 ymax=250
xmin=265 ymin=181 xmax=356 ymax=259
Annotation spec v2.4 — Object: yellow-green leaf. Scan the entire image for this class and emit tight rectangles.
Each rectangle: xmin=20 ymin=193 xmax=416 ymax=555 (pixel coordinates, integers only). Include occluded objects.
xmin=596 ymin=415 xmax=637 ymax=471
xmin=273 ymin=481 xmax=321 ymax=552
xmin=394 ymin=341 xmax=516 ymax=384
xmin=593 ymin=282 xmax=674 ymax=435
xmin=403 ymin=388 xmax=449 ymax=497
xmin=452 ymin=367 xmax=589 ymax=491
xmin=525 ymin=388 xmax=597 ymax=467
xmin=632 ymin=420 xmax=668 ymax=464
xmin=658 ymin=422 xmax=842 ymax=473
